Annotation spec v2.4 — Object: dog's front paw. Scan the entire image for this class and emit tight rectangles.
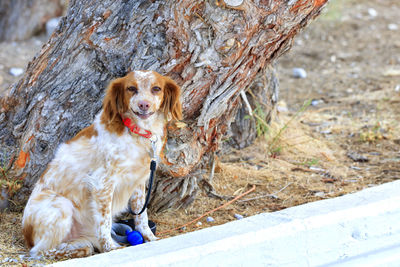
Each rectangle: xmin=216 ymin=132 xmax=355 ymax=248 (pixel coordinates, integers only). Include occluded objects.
xmin=100 ymin=238 xmax=121 ymax=253
xmin=136 ymin=226 xmax=158 ymax=242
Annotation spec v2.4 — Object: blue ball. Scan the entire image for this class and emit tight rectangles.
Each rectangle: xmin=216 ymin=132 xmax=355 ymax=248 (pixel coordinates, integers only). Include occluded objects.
xmin=126 ymin=230 xmax=144 ymax=246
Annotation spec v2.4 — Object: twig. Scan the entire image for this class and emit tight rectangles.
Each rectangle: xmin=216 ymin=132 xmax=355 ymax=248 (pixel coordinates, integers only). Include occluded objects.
xmin=209 ymin=152 xmax=216 ymax=183
xmin=157 ymin=185 xmax=256 ymax=236
xmin=238 ymin=182 xmax=292 ymax=203
xmin=240 ymin=90 xmax=253 ymax=116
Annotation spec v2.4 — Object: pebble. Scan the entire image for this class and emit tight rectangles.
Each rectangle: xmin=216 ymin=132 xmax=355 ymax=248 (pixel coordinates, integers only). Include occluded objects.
xmin=196 ymin=221 xmax=202 ymax=226
xmin=314 ymin=192 xmax=325 ymax=198
xmin=311 ymin=99 xmax=323 ymax=106
xmin=206 ymin=216 xmax=215 ymax=223
xmin=320 ymin=129 xmax=332 ymax=135
xmin=347 ymin=151 xmax=369 ymax=162
xmin=9 ymin=67 xmax=24 ymax=76
xmin=388 ymin=24 xmax=398 ymax=30
xmin=46 ymin=17 xmax=62 ymax=36
xmin=292 ymin=68 xmax=307 ymax=79
xmin=234 ymin=214 xmax=244 ymax=220
xmin=223 ymin=0 xmax=244 ymax=7
xmin=367 ymin=8 xmax=377 ymax=18
xmin=395 ymin=84 xmax=400 ymax=92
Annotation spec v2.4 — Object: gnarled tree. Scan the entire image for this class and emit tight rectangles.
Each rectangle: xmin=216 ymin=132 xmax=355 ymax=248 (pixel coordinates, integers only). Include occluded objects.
xmin=0 ymin=0 xmax=328 ymax=211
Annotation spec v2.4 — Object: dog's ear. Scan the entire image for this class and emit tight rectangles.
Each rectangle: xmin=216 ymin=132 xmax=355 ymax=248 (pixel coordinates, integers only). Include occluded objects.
xmin=103 ymin=78 xmax=128 ymax=123
xmin=161 ymin=77 xmax=183 ymax=121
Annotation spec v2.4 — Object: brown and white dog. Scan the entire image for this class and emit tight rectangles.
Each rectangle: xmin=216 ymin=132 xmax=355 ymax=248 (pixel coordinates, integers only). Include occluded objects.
xmin=22 ymin=70 xmax=182 ymax=258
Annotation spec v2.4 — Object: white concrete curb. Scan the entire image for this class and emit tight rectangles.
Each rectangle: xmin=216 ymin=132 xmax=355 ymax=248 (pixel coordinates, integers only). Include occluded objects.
xmin=52 ymin=180 xmax=400 ymax=267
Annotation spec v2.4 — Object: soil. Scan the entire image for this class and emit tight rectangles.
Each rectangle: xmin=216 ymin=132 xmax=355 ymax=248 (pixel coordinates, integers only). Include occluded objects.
xmin=1 ymin=0 xmax=399 ymax=265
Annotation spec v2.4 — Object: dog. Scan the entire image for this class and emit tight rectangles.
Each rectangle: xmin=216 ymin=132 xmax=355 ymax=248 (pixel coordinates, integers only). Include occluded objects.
xmin=22 ymin=70 xmax=182 ymax=258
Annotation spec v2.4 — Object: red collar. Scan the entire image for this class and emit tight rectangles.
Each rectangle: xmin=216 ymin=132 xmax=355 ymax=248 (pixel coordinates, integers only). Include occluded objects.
xmin=122 ymin=117 xmax=152 ymax=138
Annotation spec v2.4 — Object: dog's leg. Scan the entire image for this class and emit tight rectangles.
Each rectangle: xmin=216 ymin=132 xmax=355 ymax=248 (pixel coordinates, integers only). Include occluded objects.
xmin=130 ymin=185 xmax=157 ymax=242
xmin=22 ymin=190 xmax=75 ymax=258
xmin=42 ymin=238 xmax=94 ymax=259
xmin=92 ymin=180 xmax=120 ymax=252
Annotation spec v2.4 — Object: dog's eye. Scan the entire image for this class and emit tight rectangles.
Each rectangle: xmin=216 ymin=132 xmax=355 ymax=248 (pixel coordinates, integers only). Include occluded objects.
xmin=151 ymin=86 xmax=161 ymax=94
xmin=127 ymin=86 xmax=138 ymax=94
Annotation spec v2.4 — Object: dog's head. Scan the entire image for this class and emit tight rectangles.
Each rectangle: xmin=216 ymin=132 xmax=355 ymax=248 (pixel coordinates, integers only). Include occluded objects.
xmin=103 ymin=70 xmax=182 ymax=123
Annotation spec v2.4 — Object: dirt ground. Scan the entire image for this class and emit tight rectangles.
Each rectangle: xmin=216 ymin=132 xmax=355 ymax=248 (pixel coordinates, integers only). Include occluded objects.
xmin=1 ymin=0 xmax=400 ymax=265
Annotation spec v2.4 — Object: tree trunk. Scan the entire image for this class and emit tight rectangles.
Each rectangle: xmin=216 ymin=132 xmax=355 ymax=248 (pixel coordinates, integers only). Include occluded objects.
xmin=0 ymin=0 xmax=64 ymax=42
xmin=0 ymin=0 xmax=328 ymax=210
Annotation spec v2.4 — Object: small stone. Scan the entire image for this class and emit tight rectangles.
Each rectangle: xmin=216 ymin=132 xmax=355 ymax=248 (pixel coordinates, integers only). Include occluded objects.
xmin=311 ymin=99 xmax=323 ymax=106
xmin=320 ymin=129 xmax=332 ymax=135
xmin=234 ymin=214 xmax=244 ymax=220
xmin=367 ymin=8 xmax=377 ymax=17
xmin=395 ymin=84 xmax=400 ymax=92
xmin=46 ymin=17 xmax=62 ymax=36
xmin=223 ymin=0 xmax=243 ymax=7
xmin=206 ymin=216 xmax=215 ymax=223
xmin=383 ymin=68 xmax=400 ymax=77
xmin=388 ymin=24 xmax=398 ymax=31
xmin=314 ymin=192 xmax=325 ymax=198
xmin=292 ymin=68 xmax=307 ymax=79
xmin=9 ymin=67 xmax=24 ymax=76
xmin=347 ymin=151 xmax=369 ymax=162
xmin=196 ymin=221 xmax=202 ymax=226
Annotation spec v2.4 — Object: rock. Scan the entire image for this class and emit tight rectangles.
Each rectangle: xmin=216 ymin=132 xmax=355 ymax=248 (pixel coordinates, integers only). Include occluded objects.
xmin=0 ymin=75 xmax=3 ymax=85
xmin=311 ymin=99 xmax=323 ymax=106
xmin=314 ymin=192 xmax=325 ymax=198
xmin=388 ymin=23 xmax=398 ymax=30
xmin=292 ymin=68 xmax=307 ymax=78
xmin=234 ymin=214 xmax=244 ymax=220
xmin=395 ymin=84 xmax=400 ymax=92
xmin=206 ymin=216 xmax=215 ymax=223
xmin=382 ymin=68 xmax=400 ymax=77
xmin=196 ymin=221 xmax=202 ymax=226
xmin=347 ymin=151 xmax=369 ymax=162
xmin=223 ymin=0 xmax=244 ymax=7
xmin=46 ymin=17 xmax=62 ymax=37
xmin=9 ymin=67 xmax=24 ymax=76
xmin=367 ymin=8 xmax=377 ymax=17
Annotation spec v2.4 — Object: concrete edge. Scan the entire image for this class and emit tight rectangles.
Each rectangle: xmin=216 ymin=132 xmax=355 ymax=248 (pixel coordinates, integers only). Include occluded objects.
xmin=52 ymin=180 xmax=400 ymax=267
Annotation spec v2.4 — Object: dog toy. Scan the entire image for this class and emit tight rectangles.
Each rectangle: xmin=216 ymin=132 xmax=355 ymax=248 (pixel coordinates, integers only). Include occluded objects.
xmin=112 ymin=219 xmax=156 ymax=246
xmin=111 ymin=222 xmax=143 ymax=246
xmin=126 ymin=229 xmax=144 ymax=246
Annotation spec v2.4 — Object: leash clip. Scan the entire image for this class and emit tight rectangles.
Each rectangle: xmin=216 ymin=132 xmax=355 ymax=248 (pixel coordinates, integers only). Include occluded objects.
xmin=150 ymin=135 xmax=158 ymax=160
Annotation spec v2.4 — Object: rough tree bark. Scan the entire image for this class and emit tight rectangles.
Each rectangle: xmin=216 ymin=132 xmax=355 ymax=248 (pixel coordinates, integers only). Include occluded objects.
xmin=0 ymin=0 xmax=328 ymax=211
xmin=0 ymin=0 xmax=64 ymax=41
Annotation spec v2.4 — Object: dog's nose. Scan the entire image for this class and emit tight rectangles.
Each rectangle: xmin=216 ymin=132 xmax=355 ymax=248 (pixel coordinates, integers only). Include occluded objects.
xmin=138 ymin=100 xmax=150 ymax=112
